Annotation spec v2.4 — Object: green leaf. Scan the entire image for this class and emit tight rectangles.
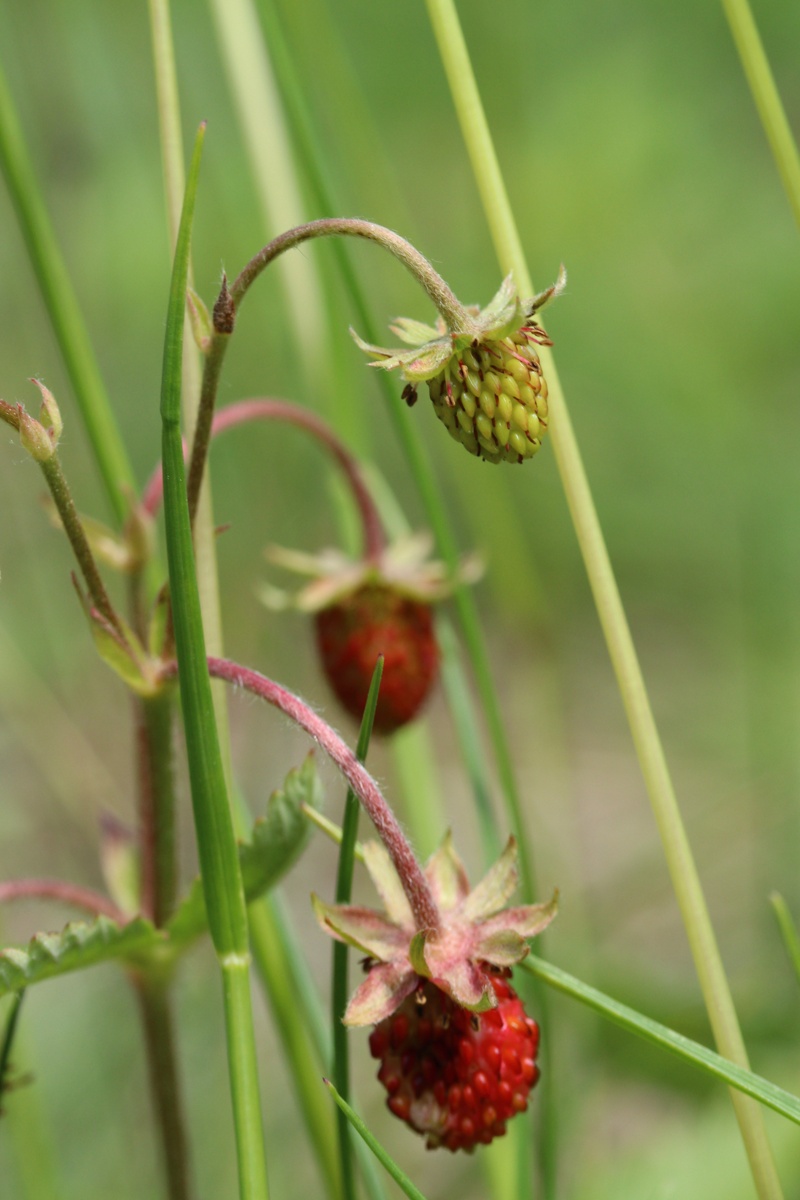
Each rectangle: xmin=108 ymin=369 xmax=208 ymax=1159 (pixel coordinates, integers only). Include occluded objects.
xmin=239 ymin=753 xmax=319 ymax=896
xmin=523 ymin=954 xmax=800 ymax=1128
xmin=0 ymin=917 xmax=160 ymax=998
xmin=167 ymin=756 xmax=319 ymax=947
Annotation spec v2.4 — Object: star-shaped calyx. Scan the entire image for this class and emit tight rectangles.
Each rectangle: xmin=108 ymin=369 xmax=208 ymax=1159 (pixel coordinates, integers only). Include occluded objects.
xmin=313 ymin=832 xmax=557 ymax=1025
xmin=352 ymin=268 xmax=566 ymax=465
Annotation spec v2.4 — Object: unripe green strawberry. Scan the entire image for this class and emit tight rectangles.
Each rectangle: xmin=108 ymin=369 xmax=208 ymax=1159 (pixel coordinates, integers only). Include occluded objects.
xmin=426 ymin=326 xmax=549 ymax=464
xmin=352 ymin=268 xmax=564 ymax=465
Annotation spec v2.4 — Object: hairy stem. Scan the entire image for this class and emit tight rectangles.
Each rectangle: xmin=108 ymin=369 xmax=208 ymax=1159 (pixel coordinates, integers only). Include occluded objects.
xmin=159 ymin=656 xmax=439 ymax=933
xmin=0 ymin=879 xmax=126 ymax=922
xmin=38 ymin=453 xmax=122 ymax=636
xmin=135 ymin=690 xmax=179 ymax=928
xmin=231 ymin=218 xmax=471 ymax=331
xmin=147 ymin=398 xmax=385 ymax=560
xmin=134 ymin=975 xmax=193 ymax=1200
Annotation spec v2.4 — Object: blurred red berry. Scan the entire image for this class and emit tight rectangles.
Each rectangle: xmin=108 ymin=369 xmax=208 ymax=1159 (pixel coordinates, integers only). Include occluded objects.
xmin=314 ymin=583 xmax=438 ymax=734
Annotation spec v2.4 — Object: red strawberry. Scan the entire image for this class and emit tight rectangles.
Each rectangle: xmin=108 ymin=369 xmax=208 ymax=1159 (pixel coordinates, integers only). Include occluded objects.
xmin=368 ymin=969 xmax=539 ymax=1151
xmin=314 ymin=834 xmax=557 ymax=1151
xmin=263 ymin=532 xmax=480 ymax=734
xmin=314 ymin=583 xmax=438 ymax=734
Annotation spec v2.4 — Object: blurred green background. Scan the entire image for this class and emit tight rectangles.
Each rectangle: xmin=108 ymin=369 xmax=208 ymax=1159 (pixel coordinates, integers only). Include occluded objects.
xmin=0 ymin=0 xmax=799 ymax=1196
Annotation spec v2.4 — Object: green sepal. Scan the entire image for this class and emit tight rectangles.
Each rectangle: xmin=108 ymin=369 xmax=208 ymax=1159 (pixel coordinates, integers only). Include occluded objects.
xmin=408 ymin=930 xmax=430 ymax=978
xmin=187 ymin=285 xmax=213 ymax=354
xmin=80 ymin=597 xmax=159 ymax=697
xmin=388 ymin=315 xmax=441 ymax=345
xmin=0 ymin=916 xmax=161 ymax=998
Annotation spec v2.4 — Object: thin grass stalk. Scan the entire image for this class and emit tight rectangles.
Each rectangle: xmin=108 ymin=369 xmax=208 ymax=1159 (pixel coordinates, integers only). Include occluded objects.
xmin=134 ymin=976 xmax=192 ymax=1200
xmin=247 ymin=892 xmax=387 ymax=1200
xmin=148 ymin=0 xmax=233 ymax=788
xmin=324 ymin=1082 xmax=429 ymax=1200
xmin=244 ymin=895 xmax=342 ymax=1200
xmin=721 ymin=0 xmax=800 ymax=229
xmin=522 ymin=955 xmax=800 ymax=1126
xmin=423 ymin=1 xmax=784 ymax=1196
xmin=769 ymin=893 xmax=800 ymax=989
xmin=160 ymin=125 xmax=269 ymax=1200
xmin=332 ymin=659 xmax=383 ymax=1200
xmin=0 ymin=61 xmax=135 ymax=524
xmin=207 ymin=0 xmax=329 ymax=397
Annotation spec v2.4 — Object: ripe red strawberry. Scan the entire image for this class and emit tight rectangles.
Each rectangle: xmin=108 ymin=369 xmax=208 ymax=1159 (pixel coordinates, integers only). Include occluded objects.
xmin=263 ymin=532 xmax=480 ymax=734
xmin=314 ymin=583 xmax=438 ymax=734
xmin=314 ymin=833 xmax=557 ymax=1151
xmin=369 ymin=969 xmax=539 ymax=1151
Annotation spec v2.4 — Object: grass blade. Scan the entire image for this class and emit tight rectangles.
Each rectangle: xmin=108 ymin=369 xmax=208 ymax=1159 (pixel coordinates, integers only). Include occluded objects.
xmin=523 ymin=954 xmax=800 ymax=1127
xmin=0 ymin=60 xmax=135 ymax=524
xmin=332 ymin=657 xmax=384 ymax=1200
xmin=323 ymin=1080 xmax=429 ymax=1200
xmin=721 ymin=0 xmax=800 ymax=229
xmin=424 ymin=1 xmax=784 ymax=1195
xmin=160 ymin=124 xmax=268 ymax=1200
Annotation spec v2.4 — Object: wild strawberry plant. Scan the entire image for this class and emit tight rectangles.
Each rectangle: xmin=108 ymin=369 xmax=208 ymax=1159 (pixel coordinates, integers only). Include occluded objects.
xmin=0 ymin=2 xmax=799 ymax=1200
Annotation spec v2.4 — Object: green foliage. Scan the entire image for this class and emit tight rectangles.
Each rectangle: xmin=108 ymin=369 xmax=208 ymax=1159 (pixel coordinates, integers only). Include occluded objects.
xmin=168 ymin=754 xmax=320 ymax=947
xmin=0 ymin=918 xmax=160 ymax=999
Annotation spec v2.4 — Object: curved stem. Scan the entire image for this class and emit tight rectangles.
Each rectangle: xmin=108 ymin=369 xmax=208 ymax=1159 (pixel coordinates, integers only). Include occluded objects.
xmin=159 ymin=656 xmax=439 ymax=934
xmin=0 ymin=879 xmax=127 ymax=923
xmin=231 ymin=218 xmax=472 ymax=333
xmin=145 ymin=398 xmax=385 ymax=560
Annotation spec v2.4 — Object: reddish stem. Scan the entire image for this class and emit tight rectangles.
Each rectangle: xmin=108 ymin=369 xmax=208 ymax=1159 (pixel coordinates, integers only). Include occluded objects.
xmin=142 ymin=398 xmax=385 ymax=560
xmin=158 ymin=656 xmax=440 ymax=934
xmin=0 ymin=879 xmax=127 ymax=923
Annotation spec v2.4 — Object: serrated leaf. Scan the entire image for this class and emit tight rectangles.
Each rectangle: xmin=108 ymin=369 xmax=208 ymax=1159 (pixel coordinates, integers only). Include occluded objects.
xmin=239 ymin=754 xmax=319 ymax=896
xmin=167 ymin=755 xmax=319 ymax=947
xmin=0 ymin=916 xmax=160 ymax=998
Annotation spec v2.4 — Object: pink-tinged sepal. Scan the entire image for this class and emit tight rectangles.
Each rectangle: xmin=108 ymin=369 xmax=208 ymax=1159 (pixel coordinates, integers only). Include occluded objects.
xmin=362 ymin=841 xmax=414 ymax=928
xmin=430 ymin=955 xmax=495 ymax=1011
xmin=476 ymin=894 xmax=559 ymax=947
xmin=343 ymin=961 xmax=418 ymax=1026
xmin=462 ymin=836 xmax=520 ymax=921
xmin=311 ymin=894 xmax=409 ymax=961
xmin=424 ymin=831 xmax=470 ymax=910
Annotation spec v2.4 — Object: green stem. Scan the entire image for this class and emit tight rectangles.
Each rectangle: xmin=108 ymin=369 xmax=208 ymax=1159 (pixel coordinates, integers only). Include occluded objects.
xmin=769 ymin=893 xmax=800 ymax=990
xmin=425 ymin=1 xmax=783 ymax=1196
xmin=38 ymin=453 xmax=122 ymax=636
xmin=323 ymin=1081 xmax=429 ymax=1200
xmin=522 ymin=955 xmax=800 ymax=1127
xmin=135 ymin=691 xmax=179 ymax=927
xmin=160 ymin=125 xmax=268 ymax=1200
xmin=246 ymin=894 xmax=341 ymax=1200
xmin=231 ymin=218 xmax=472 ymax=330
xmin=134 ymin=977 xmax=193 ymax=1200
xmin=0 ymin=60 xmax=136 ymax=524
xmin=332 ymin=659 xmax=383 ymax=1200
xmin=721 ymin=0 xmax=800 ymax=229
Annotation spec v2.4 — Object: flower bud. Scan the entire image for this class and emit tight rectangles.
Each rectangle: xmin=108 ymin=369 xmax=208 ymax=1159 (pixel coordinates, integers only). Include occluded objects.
xmin=30 ymin=378 xmax=63 ymax=447
xmin=17 ymin=403 xmax=55 ymax=463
